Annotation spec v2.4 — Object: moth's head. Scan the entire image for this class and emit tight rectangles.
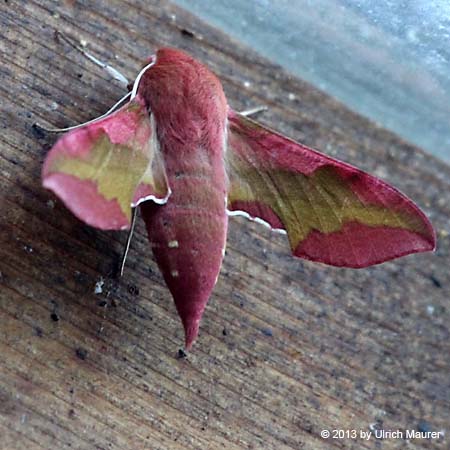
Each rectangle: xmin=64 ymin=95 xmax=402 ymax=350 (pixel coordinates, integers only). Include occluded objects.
xmin=130 ymin=49 xmax=194 ymax=94
xmin=131 ymin=47 xmax=226 ymax=119
xmin=141 ymin=48 xmax=206 ymax=78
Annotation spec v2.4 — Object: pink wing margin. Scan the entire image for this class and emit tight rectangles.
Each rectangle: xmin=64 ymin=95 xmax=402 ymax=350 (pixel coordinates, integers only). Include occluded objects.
xmin=226 ymin=110 xmax=436 ymax=268
xmin=42 ymin=95 xmax=170 ymax=230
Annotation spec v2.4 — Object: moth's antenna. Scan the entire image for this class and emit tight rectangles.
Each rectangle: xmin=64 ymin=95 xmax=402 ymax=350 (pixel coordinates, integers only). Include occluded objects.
xmin=130 ymin=57 xmax=156 ymax=100
xmin=239 ymin=106 xmax=268 ymax=117
xmin=55 ymin=30 xmax=129 ymax=86
xmin=34 ymin=91 xmax=132 ymax=133
xmin=119 ymin=207 xmax=138 ymax=277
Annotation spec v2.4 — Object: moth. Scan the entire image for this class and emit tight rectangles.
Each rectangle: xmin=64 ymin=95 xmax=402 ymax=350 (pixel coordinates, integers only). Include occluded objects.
xmin=42 ymin=47 xmax=436 ymax=349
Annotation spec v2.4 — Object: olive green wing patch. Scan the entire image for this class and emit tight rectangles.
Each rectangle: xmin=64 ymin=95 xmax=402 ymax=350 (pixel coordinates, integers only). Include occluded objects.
xmin=43 ymin=95 xmax=170 ymax=230
xmin=226 ymin=110 xmax=435 ymax=267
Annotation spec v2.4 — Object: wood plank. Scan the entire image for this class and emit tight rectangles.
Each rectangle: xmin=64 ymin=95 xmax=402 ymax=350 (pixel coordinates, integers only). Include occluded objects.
xmin=1 ymin=1 xmax=448 ymax=449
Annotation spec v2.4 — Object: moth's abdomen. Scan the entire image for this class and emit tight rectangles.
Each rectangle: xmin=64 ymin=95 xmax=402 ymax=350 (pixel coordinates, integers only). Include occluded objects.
xmin=140 ymin=165 xmax=228 ymax=349
xmin=138 ymin=47 xmax=229 ymax=348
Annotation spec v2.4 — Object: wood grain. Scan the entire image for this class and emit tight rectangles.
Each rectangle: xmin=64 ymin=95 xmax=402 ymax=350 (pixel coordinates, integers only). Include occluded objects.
xmin=1 ymin=1 xmax=449 ymax=449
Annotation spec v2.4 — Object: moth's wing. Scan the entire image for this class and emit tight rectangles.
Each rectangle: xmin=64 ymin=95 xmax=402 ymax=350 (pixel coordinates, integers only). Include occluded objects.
xmin=226 ymin=110 xmax=436 ymax=268
xmin=42 ymin=95 xmax=170 ymax=230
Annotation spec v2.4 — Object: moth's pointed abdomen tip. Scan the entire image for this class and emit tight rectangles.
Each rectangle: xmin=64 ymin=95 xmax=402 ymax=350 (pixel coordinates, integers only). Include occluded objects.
xmin=184 ymin=339 xmax=193 ymax=352
xmin=184 ymin=327 xmax=198 ymax=351
xmin=183 ymin=319 xmax=200 ymax=351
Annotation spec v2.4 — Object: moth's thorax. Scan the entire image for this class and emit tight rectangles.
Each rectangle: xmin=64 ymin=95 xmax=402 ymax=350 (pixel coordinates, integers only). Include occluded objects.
xmin=138 ymin=48 xmax=228 ymax=151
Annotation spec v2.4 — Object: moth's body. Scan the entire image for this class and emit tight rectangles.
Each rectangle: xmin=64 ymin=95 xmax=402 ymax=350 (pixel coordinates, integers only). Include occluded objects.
xmin=139 ymin=50 xmax=229 ymax=344
xmin=42 ymin=47 xmax=435 ymax=350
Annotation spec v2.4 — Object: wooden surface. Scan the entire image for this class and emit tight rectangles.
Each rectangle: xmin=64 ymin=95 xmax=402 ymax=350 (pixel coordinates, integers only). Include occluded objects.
xmin=1 ymin=1 xmax=449 ymax=449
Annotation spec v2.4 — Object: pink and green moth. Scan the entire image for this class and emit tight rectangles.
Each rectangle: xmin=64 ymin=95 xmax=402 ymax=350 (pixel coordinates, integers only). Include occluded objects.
xmin=42 ymin=47 xmax=436 ymax=350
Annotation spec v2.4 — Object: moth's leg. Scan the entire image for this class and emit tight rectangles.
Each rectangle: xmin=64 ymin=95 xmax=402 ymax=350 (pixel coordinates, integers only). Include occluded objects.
xmin=119 ymin=207 xmax=138 ymax=277
xmin=239 ymin=106 xmax=268 ymax=117
xmin=55 ymin=31 xmax=129 ymax=86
